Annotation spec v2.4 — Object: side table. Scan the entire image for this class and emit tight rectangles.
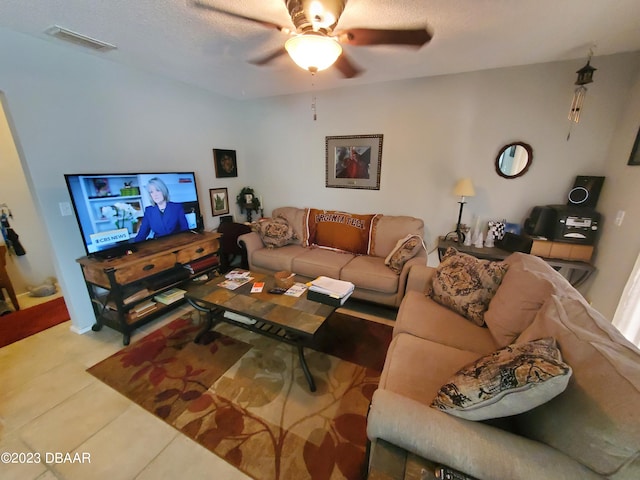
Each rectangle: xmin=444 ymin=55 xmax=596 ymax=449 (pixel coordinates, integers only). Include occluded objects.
xmin=437 ymin=237 xmax=595 ymax=287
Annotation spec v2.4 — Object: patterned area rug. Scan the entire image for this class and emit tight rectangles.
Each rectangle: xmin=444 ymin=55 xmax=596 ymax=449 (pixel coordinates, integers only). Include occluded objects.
xmin=87 ymin=311 xmax=392 ymax=480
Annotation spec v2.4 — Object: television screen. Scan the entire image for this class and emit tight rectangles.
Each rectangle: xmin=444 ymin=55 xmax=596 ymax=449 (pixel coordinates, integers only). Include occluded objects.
xmin=64 ymin=172 xmax=203 ymax=258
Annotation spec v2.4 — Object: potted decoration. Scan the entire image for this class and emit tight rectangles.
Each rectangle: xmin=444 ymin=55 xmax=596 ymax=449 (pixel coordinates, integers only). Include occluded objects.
xmin=236 ymin=187 xmax=261 ymax=222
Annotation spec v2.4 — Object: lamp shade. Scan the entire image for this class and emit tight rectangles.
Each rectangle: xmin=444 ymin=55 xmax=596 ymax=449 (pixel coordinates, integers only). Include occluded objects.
xmin=285 ymin=34 xmax=342 ymax=72
xmin=453 ymin=178 xmax=475 ymax=197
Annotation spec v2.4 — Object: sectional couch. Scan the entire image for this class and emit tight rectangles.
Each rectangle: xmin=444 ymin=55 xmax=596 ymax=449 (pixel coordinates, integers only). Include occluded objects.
xmin=238 ymin=207 xmax=426 ymax=307
xmin=367 ymin=251 xmax=640 ymax=479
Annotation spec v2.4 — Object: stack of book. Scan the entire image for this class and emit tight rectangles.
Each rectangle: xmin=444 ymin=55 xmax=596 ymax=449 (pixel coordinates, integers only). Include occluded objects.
xmin=154 ymin=287 xmax=187 ymax=305
xmin=123 ymin=288 xmax=151 ymax=305
xmin=307 ymin=276 xmax=355 ymax=306
xmin=129 ymin=300 xmax=157 ymax=320
xmin=184 ymin=255 xmax=219 ymax=275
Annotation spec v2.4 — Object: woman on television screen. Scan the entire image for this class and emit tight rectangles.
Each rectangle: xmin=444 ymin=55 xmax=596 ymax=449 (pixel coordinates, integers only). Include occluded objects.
xmin=134 ymin=177 xmax=188 ymax=241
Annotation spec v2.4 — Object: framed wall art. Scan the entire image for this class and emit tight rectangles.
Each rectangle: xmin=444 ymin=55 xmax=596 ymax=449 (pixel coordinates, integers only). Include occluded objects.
xmin=209 ymin=187 xmax=229 ymax=216
xmin=325 ymin=134 xmax=383 ymax=190
xmin=627 ymin=126 xmax=640 ymax=165
xmin=213 ymin=149 xmax=238 ymax=178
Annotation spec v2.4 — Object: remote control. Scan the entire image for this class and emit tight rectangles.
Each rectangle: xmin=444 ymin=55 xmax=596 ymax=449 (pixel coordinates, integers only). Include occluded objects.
xmin=268 ymin=288 xmax=287 ymax=294
xmin=434 ymin=466 xmax=477 ymax=480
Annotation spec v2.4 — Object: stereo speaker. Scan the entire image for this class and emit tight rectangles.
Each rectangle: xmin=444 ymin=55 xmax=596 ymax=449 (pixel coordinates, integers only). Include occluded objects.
xmin=496 ymin=232 xmax=533 ymax=254
xmin=567 ymin=175 xmax=604 ymax=208
xmin=524 ymin=206 xmax=556 ymax=238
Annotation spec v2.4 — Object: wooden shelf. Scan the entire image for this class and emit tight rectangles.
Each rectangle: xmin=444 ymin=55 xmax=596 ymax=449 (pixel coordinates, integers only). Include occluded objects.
xmin=77 ymin=231 xmax=221 ymax=345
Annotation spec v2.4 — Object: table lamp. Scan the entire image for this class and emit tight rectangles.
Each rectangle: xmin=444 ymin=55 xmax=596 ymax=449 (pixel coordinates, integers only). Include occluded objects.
xmin=445 ymin=178 xmax=476 ymax=243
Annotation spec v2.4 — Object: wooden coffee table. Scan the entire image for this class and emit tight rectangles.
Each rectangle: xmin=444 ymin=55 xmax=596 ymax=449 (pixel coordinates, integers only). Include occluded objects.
xmin=184 ymin=272 xmax=337 ymax=392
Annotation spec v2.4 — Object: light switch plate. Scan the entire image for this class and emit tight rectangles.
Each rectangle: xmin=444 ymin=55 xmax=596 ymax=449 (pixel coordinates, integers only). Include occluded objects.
xmin=59 ymin=202 xmax=72 ymax=216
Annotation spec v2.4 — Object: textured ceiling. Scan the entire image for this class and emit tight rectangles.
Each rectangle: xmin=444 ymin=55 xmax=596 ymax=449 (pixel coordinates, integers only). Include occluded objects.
xmin=1 ymin=0 xmax=640 ymax=99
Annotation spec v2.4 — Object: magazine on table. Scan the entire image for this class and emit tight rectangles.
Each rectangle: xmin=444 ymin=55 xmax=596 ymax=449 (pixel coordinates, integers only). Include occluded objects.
xmin=284 ymin=282 xmax=308 ymax=297
xmin=225 ymin=269 xmax=252 ymax=280
xmin=218 ymin=276 xmax=253 ymax=290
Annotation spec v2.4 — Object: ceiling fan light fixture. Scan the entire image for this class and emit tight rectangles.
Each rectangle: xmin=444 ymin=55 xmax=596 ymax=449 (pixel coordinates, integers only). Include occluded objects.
xmin=285 ymin=34 xmax=342 ymax=73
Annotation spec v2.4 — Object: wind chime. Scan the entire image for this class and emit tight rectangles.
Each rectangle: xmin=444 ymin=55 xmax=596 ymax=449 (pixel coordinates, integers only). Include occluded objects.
xmin=567 ymin=50 xmax=597 ymax=140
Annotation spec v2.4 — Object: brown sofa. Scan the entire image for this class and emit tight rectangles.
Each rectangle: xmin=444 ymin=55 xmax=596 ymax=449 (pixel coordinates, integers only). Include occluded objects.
xmin=367 ymin=252 xmax=640 ymax=479
xmin=238 ymin=207 xmax=426 ymax=307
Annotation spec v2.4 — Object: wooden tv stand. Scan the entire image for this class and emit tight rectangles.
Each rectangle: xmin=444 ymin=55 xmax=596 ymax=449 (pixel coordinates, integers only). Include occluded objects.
xmin=76 ymin=231 xmax=221 ymax=345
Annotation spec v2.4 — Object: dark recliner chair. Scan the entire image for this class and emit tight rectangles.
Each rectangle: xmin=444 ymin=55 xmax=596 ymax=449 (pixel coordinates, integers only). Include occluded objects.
xmin=217 ymin=222 xmax=251 ymax=273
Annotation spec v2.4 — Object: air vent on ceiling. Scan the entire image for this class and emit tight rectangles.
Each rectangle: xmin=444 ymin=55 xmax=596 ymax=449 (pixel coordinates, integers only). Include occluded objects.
xmin=44 ymin=25 xmax=117 ymax=51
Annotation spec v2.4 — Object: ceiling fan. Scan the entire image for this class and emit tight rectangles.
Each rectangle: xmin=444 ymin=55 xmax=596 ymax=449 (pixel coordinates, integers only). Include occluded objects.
xmin=190 ymin=0 xmax=432 ymax=78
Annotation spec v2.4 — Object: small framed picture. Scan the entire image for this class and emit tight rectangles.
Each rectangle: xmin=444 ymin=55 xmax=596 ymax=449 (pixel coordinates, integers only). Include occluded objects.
xmin=627 ymin=127 xmax=640 ymax=165
xmin=209 ymin=188 xmax=229 ymax=216
xmin=326 ymin=134 xmax=383 ymax=190
xmin=213 ymin=149 xmax=238 ymax=178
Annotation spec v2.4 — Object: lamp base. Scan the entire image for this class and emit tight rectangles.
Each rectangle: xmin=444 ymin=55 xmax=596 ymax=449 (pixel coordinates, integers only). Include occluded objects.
xmin=444 ymin=229 xmax=465 ymax=244
xmin=444 ymin=200 xmax=467 ymax=244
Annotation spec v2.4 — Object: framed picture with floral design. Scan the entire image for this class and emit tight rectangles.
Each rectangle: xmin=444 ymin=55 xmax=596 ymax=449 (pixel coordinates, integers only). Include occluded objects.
xmin=210 ymin=188 xmax=229 ymax=216
xmin=325 ymin=134 xmax=383 ymax=189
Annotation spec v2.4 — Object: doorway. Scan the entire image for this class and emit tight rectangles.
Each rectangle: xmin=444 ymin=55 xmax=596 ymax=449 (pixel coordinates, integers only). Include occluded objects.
xmin=0 ymin=92 xmax=59 ymax=312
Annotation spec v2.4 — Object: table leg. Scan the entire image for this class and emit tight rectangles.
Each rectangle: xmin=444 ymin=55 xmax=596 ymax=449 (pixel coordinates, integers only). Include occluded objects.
xmin=298 ymin=345 xmax=316 ymax=392
xmin=187 ymin=298 xmax=219 ymax=344
xmin=194 ymin=312 xmax=214 ymax=344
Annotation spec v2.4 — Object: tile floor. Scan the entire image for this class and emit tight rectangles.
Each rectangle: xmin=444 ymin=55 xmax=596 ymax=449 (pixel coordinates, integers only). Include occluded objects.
xmin=0 ymin=296 xmax=394 ymax=480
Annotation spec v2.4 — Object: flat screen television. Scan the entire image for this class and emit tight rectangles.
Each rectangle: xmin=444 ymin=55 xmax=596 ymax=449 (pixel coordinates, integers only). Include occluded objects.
xmin=64 ymin=172 xmax=204 ymax=259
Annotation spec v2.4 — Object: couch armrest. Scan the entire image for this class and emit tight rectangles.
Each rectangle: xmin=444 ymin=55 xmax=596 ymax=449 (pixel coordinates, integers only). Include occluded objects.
xmin=237 ymin=232 xmax=264 ymax=270
xmin=405 ymin=264 xmax=436 ymax=293
xmin=367 ymin=389 xmax=600 ymax=480
xmin=393 ymin=252 xmax=428 ymax=302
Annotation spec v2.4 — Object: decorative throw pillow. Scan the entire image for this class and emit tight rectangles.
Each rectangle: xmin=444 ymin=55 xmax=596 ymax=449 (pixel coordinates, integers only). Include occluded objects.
xmin=385 ymin=234 xmax=425 ymax=274
xmin=430 ymin=247 xmax=508 ymax=326
xmin=484 ymin=253 xmax=556 ymax=347
xmin=431 ymin=337 xmax=572 ymax=421
xmin=253 ymin=216 xmax=295 ymax=248
xmin=303 ymin=208 xmax=380 ymax=255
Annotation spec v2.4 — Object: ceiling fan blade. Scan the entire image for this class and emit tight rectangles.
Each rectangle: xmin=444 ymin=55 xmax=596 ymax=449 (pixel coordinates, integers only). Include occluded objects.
xmin=190 ymin=0 xmax=290 ymax=33
xmin=249 ymin=48 xmax=288 ymax=66
xmin=334 ymin=53 xmax=363 ymax=79
xmin=337 ymin=28 xmax=432 ymax=47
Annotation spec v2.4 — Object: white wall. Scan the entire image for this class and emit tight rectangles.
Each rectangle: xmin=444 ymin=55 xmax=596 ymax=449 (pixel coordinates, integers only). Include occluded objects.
xmin=243 ymin=52 xmax=640 ymax=316
xmin=0 ymin=28 xmax=247 ymax=333
xmin=589 ymin=67 xmax=640 ymax=317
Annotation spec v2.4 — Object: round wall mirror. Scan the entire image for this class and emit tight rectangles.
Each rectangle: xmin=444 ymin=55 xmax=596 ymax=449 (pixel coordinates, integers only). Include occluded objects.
xmin=495 ymin=141 xmax=533 ymax=179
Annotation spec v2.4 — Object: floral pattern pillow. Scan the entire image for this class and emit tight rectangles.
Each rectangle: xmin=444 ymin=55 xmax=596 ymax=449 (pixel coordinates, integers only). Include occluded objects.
xmin=385 ymin=234 xmax=424 ymax=274
xmin=431 ymin=337 xmax=572 ymax=421
xmin=430 ymin=247 xmax=508 ymax=326
xmin=253 ymin=216 xmax=295 ymax=248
